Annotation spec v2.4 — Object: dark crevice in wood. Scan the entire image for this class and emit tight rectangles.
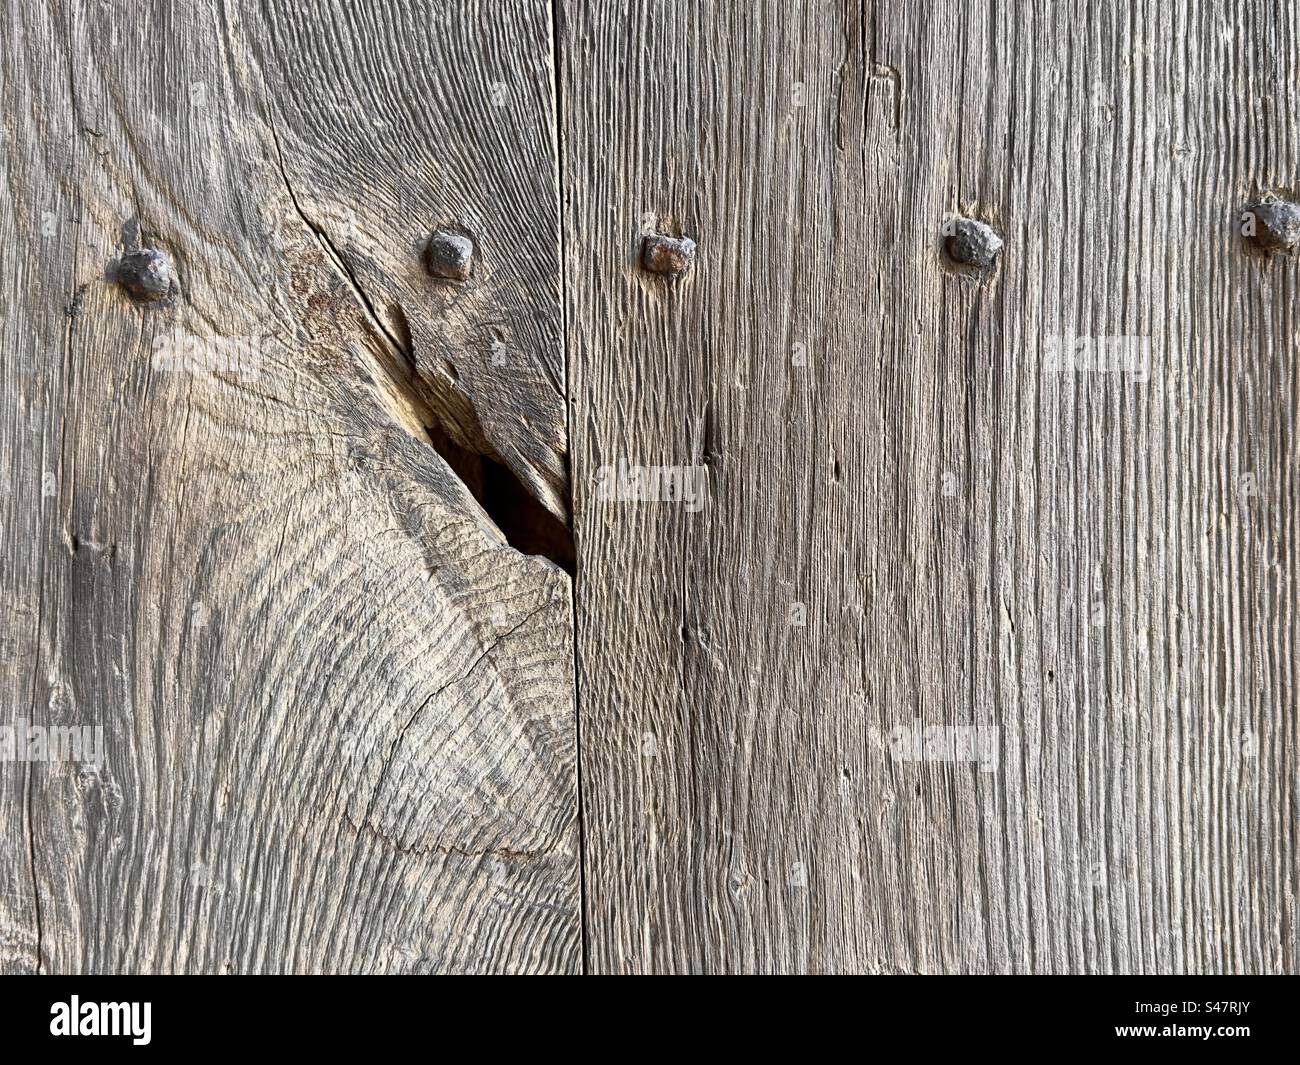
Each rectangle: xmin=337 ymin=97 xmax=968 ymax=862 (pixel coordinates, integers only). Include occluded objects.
xmin=425 ymin=421 xmax=575 ymax=576
xmin=546 ymin=0 xmax=589 ymax=977
xmin=25 ymin=761 xmax=42 ymax=974
xmin=267 ymin=118 xmax=577 ymax=549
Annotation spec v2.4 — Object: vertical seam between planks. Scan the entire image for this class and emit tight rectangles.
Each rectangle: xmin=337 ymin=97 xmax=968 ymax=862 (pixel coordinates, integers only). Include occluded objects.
xmin=546 ymin=0 xmax=589 ymax=976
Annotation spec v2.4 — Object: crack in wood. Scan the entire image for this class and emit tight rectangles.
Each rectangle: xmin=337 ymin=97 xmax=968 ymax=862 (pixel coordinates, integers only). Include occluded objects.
xmin=266 ymin=118 xmax=575 ymax=573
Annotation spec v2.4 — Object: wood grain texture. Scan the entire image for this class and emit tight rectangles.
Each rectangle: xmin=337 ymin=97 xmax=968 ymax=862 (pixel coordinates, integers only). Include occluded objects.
xmin=1 ymin=0 xmax=578 ymax=974
xmin=564 ymin=0 xmax=1297 ymax=973
xmin=251 ymin=0 xmax=571 ymax=524
xmin=5 ymin=0 xmax=1297 ymax=977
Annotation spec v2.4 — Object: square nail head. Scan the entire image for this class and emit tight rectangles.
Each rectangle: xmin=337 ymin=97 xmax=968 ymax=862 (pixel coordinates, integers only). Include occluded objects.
xmin=425 ymin=229 xmax=475 ymax=281
xmin=642 ymin=234 xmax=696 ymax=276
xmin=117 ymin=248 xmax=175 ymax=302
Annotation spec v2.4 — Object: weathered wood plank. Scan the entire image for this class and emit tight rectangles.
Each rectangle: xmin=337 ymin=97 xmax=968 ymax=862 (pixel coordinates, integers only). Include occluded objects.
xmin=1 ymin=0 xmax=578 ymax=974
xmin=564 ymin=0 xmax=1296 ymax=973
xmin=250 ymin=0 xmax=571 ymax=524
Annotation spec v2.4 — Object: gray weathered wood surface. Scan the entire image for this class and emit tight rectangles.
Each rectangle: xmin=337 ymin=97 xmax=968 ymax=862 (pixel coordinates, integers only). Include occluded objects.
xmin=1 ymin=0 xmax=1294 ymax=974
xmin=563 ymin=0 xmax=1296 ymax=973
xmin=2 ymin=0 xmax=578 ymax=975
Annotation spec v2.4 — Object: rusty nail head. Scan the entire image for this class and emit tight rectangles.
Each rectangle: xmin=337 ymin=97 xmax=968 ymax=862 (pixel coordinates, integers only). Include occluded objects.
xmin=116 ymin=248 xmax=175 ymax=302
xmin=1243 ymin=198 xmax=1300 ymax=252
xmin=642 ymin=234 xmax=696 ymax=276
xmin=944 ymin=217 xmax=1003 ymax=269
xmin=425 ymin=229 xmax=474 ymax=281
